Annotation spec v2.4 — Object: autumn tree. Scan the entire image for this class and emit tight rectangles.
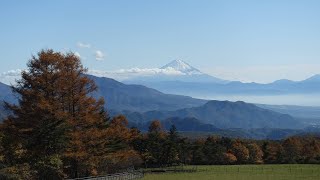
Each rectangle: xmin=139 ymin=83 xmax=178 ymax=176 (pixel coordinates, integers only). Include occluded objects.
xmin=301 ymin=136 xmax=320 ymax=163
xmin=223 ymin=152 xmax=237 ymax=165
xmin=148 ymin=120 xmax=163 ymax=134
xmin=145 ymin=120 xmax=166 ymax=167
xmin=102 ymin=115 xmax=142 ymax=173
xmin=203 ymin=136 xmax=227 ymax=164
xmin=281 ymin=137 xmax=303 ymax=163
xmin=262 ymin=141 xmax=283 ymax=164
xmin=2 ymin=50 xmax=70 ymax=179
xmin=177 ymin=137 xmax=193 ymax=164
xmin=232 ymin=140 xmax=249 ymax=164
xmin=162 ymin=125 xmax=180 ymax=165
xmin=0 ymin=126 xmax=34 ymax=179
xmin=247 ymin=143 xmax=264 ymax=164
xmin=1 ymin=50 xmax=110 ymax=179
xmin=191 ymin=139 xmax=206 ymax=165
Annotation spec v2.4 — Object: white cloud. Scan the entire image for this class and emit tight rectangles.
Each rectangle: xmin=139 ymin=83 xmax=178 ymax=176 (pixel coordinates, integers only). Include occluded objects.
xmin=88 ymin=63 xmax=320 ymax=83
xmin=94 ymin=50 xmax=105 ymax=61
xmin=77 ymin=42 xmax=91 ymax=48
xmin=2 ymin=64 xmax=319 ymax=86
xmin=0 ymin=69 xmax=23 ymax=85
xmin=0 ymin=67 xmax=185 ymax=85
xmin=88 ymin=67 xmax=185 ymax=81
xmin=74 ymin=52 xmax=81 ymax=58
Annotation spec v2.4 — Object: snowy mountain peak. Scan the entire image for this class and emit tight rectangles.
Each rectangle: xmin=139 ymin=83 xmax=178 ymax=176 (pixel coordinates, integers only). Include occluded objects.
xmin=160 ymin=59 xmax=202 ymax=74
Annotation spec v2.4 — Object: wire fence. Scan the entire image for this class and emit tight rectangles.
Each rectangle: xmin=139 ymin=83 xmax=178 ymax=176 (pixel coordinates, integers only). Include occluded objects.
xmin=196 ymin=165 xmax=320 ymax=180
xmin=143 ymin=165 xmax=198 ymax=173
xmin=143 ymin=165 xmax=320 ymax=180
xmin=68 ymin=170 xmax=143 ymax=180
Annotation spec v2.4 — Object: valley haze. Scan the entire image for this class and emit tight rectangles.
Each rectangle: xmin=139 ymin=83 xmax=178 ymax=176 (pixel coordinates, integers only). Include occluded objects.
xmin=1 ymin=68 xmax=320 ymax=140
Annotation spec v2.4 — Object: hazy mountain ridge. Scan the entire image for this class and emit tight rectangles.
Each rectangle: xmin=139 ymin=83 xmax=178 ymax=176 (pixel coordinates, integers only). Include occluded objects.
xmin=131 ymin=117 xmax=219 ymax=132
xmin=90 ymin=75 xmax=206 ymax=112
xmin=127 ymin=115 xmax=318 ymax=140
xmin=126 ymin=74 xmax=320 ymax=98
xmin=256 ymin=104 xmax=320 ymax=119
xmin=256 ymin=104 xmax=320 ymax=126
xmin=179 ymin=128 xmax=320 ymax=140
xmin=116 ymin=100 xmax=301 ymax=129
xmin=0 ymin=74 xmax=318 ymax=131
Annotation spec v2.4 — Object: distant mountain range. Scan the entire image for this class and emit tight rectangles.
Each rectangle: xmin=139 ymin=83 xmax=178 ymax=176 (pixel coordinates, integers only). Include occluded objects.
xmin=117 ymin=60 xmax=320 ymax=100
xmin=256 ymin=104 xmax=320 ymax=119
xmin=125 ymin=74 xmax=320 ymax=97
xmin=1 ymin=73 xmax=320 ymax=138
xmin=1 ymin=60 xmax=320 ymax=99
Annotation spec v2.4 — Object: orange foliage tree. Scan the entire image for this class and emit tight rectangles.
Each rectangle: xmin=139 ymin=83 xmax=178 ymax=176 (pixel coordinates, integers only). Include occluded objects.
xmin=232 ymin=140 xmax=249 ymax=164
xmin=102 ymin=115 xmax=142 ymax=173
xmin=1 ymin=50 xmax=110 ymax=179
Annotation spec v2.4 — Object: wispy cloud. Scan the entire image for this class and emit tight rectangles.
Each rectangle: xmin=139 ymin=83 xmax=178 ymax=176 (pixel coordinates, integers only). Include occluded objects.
xmin=77 ymin=42 xmax=91 ymax=48
xmin=94 ymin=50 xmax=105 ymax=61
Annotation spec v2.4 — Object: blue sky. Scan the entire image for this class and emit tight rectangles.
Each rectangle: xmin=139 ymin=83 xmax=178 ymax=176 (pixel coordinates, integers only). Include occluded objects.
xmin=1 ymin=0 xmax=320 ymax=82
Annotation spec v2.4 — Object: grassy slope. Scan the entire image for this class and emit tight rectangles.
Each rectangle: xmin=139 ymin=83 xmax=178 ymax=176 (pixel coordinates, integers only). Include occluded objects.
xmin=143 ymin=164 xmax=320 ymax=180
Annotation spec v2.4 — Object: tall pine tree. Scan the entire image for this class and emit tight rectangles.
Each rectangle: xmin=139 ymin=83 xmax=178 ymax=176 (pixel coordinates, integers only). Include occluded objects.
xmin=2 ymin=50 xmax=109 ymax=178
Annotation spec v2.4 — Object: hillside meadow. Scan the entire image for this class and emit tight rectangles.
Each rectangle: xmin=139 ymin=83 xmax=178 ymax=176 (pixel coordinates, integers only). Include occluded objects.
xmin=143 ymin=164 xmax=320 ymax=180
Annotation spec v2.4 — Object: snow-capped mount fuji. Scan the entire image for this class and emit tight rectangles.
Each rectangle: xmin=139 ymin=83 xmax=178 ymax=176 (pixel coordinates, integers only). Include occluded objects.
xmin=160 ymin=59 xmax=203 ymax=75
xmin=123 ymin=59 xmax=228 ymax=84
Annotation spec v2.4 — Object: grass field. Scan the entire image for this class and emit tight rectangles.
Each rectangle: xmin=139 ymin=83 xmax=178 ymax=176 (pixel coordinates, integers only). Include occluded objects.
xmin=142 ymin=164 xmax=320 ymax=180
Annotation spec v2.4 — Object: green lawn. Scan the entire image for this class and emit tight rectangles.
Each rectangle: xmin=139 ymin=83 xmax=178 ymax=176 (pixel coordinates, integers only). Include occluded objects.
xmin=142 ymin=164 xmax=320 ymax=180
